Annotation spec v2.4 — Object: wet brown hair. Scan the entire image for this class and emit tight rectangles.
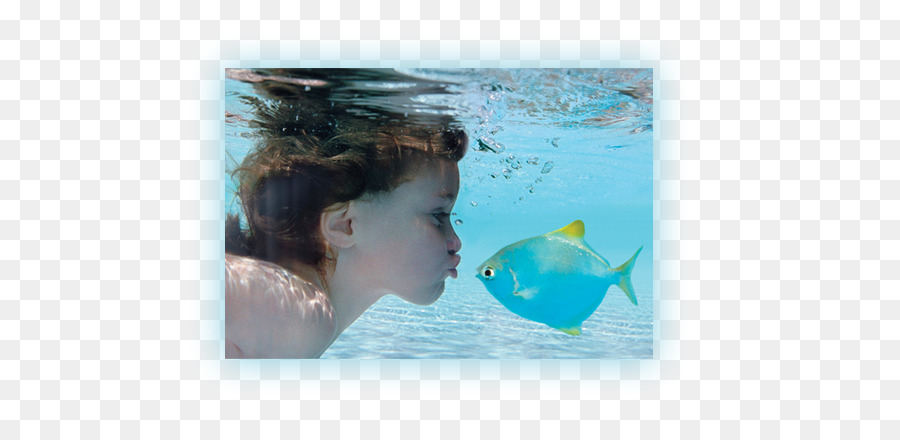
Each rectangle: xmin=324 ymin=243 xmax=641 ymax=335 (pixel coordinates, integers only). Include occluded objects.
xmin=225 ymin=125 xmax=468 ymax=277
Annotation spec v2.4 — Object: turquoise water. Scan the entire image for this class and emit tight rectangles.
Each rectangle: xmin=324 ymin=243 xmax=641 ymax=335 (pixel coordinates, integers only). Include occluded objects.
xmin=224 ymin=69 xmax=653 ymax=359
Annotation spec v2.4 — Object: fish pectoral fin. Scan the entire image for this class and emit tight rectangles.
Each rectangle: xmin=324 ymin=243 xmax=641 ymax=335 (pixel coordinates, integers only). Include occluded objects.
xmin=557 ymin=326 xmax=582 ymax=336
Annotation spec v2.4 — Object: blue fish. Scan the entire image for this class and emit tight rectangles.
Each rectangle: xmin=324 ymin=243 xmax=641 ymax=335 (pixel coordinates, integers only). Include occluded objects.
xmin=475 ymin=220 xmax=641 ymax=335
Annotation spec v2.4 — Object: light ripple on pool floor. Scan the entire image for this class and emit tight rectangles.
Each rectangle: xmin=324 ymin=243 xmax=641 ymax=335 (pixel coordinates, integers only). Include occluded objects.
xmin=324 ymin=290 xmax=653 ymax=359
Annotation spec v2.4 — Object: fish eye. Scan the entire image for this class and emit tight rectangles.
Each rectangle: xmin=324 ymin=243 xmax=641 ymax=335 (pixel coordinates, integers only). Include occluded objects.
xmin=481 ymin=266 xmax=495 ymax=280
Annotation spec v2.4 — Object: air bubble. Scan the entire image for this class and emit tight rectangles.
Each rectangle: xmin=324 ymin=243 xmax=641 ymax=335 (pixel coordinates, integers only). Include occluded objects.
xmin=527 ymin=157 xmax=539 ymax=165
xmin=454 ymin=219 xmax=463 ymax=226
xmin=541 ymin=161 xmax=554 ymax=174
xmin=470 ymin=201 xmax=478 ymax=207
xmin=475 ymin=136 xmax=505 ymax=153
xmin=630 ymin=124 xmax=651 ymax=134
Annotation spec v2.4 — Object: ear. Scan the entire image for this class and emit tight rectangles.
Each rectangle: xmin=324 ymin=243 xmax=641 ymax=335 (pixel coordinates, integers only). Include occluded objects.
xmin=319 ymin=202 xmax=356 ymax=249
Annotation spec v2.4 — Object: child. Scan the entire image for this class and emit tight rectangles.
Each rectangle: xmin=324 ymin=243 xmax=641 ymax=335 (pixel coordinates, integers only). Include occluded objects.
xmin=225 ymin=126 xmax=468 ymax=358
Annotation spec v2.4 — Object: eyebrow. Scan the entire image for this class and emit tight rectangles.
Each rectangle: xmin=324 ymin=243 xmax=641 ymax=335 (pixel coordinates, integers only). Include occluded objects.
xmin=433 ymin=190 xmax=457 ymax=201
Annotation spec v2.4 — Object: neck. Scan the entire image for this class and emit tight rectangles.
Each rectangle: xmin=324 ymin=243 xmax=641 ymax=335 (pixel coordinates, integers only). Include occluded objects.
xmin=323 ymin=253 xmax=386 ymax=336
xmin=276 ymin=255 xmax=385 ymax=339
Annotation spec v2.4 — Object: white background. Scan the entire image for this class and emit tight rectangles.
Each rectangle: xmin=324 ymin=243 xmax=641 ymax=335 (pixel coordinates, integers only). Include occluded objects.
xmin=2 ymin=0 xmax=896 ymax=438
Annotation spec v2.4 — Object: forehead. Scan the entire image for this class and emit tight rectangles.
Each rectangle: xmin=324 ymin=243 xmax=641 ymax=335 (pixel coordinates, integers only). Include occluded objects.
xmin=397 ymin=159 xmax=460 ymax=200
xmin=359 ymin=159 xmax=460 ymax=211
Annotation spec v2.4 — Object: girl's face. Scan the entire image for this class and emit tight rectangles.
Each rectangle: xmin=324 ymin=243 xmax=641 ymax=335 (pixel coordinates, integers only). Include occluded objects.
xmin=350 ymin=159 xmax=462 ymax=305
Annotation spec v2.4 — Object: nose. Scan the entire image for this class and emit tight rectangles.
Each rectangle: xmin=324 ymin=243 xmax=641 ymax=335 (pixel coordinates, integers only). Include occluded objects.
xmin=447 ymin=228 xmax=462 ymax=255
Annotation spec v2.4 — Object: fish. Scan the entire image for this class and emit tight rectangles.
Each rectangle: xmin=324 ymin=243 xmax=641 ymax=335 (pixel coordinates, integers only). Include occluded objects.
xmin=475 ymin=220 xmax=642 ymax=335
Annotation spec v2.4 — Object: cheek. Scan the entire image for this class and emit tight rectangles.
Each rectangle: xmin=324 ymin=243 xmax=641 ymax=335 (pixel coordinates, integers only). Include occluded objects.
xmin=363 ymin=216 xmax=449 ymax=280
xmin=397 ymin=225 xmax=448 ymax=269
xmin=410 ymin=224 xmax=445 ymax=256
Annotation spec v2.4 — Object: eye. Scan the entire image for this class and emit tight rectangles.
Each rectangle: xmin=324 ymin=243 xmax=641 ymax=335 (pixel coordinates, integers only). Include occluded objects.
xmin=481 ymin=266 xmax=495 ymax=280
xmin=432 ymin=212 xmax=450 ymax=226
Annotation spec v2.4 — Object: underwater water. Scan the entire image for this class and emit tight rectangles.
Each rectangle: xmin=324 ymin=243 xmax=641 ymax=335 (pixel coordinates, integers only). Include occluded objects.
xmin=224 ymin=68 xmax=653 ymax=359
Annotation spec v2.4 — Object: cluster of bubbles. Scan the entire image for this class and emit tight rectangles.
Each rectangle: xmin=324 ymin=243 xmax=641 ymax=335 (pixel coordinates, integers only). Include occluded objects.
xmin=455 ymin=149 xmax=557 ymax=221
xmin=486 ymin=154 xmax=554 ymax=180
xmin=455 ymin=86 xmax=570 ymax=223
xmin=453 ymin=71 xmax=652 ymax=225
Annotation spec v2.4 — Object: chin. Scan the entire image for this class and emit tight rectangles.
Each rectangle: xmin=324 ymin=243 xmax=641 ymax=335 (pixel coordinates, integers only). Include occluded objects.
xmin=402 ymin=281 xmax=445 ymax=306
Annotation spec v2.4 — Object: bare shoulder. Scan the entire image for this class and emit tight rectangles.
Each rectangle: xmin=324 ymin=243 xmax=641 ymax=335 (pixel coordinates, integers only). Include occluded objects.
xmin=224 ymin=254 xmax=336 ymax=358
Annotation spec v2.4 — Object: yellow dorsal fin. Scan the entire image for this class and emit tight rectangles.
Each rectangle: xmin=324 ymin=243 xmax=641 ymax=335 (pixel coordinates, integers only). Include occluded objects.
xmin=549 ymin=220 xmax=585 ymax=239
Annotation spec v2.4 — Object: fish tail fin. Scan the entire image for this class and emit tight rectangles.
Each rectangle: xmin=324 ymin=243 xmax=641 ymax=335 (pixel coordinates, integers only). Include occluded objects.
xmin=613 ymin=246 xmax=642 ymax=306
